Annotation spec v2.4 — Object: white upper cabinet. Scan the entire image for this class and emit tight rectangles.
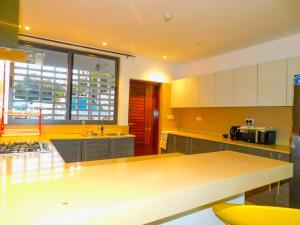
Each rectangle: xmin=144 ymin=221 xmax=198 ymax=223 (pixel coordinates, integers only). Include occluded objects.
xmin=186 ymin=76 xmax=201 ymax=107
xmin=198 ymin=73 xmax=216 ymax=107
xmin=258 ymin=60 xmax=287 ymax=106
xmin=171 ymin=78 xmax=186 ymax=108
xmin=234 ymin=65 xmax=258 ymax=106
xmin=287 ymin=56 xmax=300 ymax=106
xmin=215 ymin=70 xmax=235 ymax=106
xmin=170 ymin=57 xmax=293 ymax=108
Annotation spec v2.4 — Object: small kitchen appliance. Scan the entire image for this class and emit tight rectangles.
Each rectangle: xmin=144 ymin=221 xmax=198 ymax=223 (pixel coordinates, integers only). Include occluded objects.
xmin=238 ymin=126 xmax=277 ymax=145
xmin=230 ymin=126 xmax=241 ymax=140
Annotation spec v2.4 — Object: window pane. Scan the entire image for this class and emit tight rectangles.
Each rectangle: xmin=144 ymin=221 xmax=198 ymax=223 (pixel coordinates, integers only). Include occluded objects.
xmin=71 ymin=54 xmax=116 ymax=121
xmin=10 ymin=46 xmax=68 ymax=121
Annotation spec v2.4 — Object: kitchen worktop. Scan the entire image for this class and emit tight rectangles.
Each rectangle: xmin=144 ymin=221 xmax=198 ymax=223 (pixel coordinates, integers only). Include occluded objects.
xmin=0 ymin=149 xmax=292 ymax=225
xmin=0 ymin=133 xmax=135 ymax=143
xmin=165 ymin=131 xmax=290 ymax=154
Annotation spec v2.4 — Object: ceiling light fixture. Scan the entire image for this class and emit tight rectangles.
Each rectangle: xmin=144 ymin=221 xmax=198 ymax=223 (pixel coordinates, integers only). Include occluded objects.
xmin=18 ymin=25 xmax=22 ymax=29
xmin=24 ymin=26 xmax=30 ymax=31
xmin=164 ymin=13 xmax=172 ymax=22
xmin=163 ymin=55 xmax=167 ymax=59
xmin=102 ymin=42 xmax=107 ymax=46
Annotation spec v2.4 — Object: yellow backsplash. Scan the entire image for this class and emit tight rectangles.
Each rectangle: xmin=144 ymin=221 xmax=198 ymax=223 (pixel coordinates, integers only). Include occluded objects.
xmin=4 ymin=124 xmax=129 ymax=135
xmin=172 ymin=107 xmax=292 ymax=145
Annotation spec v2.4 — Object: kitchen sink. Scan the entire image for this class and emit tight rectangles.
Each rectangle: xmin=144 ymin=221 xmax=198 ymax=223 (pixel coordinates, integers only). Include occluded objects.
xmin=105 ymin=133 xmax=125 ymax=136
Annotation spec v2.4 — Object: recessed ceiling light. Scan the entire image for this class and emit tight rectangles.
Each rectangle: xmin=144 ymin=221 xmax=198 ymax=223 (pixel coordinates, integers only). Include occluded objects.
xmin=164 ymin=13 xmax=172 ymax=22
xmin=102 ymin=42 xmax=107 ymax=46
xmin=163 ymin=55 xmax=167 ymax=59
xmin=24 ymin=26 xmax=30 ymax=31
xmin=18 ymin=25 xmax=22 ymax=29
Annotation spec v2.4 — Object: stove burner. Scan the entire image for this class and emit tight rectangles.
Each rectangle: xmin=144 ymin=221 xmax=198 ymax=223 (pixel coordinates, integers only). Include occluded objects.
xmin=0 ymin=142 xmax=50 ymax=155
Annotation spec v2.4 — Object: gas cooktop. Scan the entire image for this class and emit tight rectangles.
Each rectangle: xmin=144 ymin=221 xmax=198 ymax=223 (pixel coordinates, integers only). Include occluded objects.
xmin=0 ymin=142 xmax=50 ymax=155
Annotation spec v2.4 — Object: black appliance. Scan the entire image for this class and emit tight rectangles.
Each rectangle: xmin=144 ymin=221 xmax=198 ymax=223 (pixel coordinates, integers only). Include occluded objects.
xmin=257 ymin=130 xmax=276 ymax=145
xmin=230 ymin=126 xmax=241 ymax=140
xmin=239 ymin=128 xmax=256 ymax=143
xmin=238 ymin=126 xmax=277 ymax=145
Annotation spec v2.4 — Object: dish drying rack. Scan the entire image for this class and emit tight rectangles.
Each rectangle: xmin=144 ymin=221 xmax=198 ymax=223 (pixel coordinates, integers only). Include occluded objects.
xmin=0 ymin=108 xmax=42 ymax=137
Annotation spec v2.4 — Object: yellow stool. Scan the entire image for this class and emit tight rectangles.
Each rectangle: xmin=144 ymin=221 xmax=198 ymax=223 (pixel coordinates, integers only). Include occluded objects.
xmin=212 ymin=203 xmax=300 ymax=225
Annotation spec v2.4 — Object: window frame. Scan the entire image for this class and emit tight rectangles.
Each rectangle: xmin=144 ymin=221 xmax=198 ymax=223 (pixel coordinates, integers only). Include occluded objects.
xmin=8 ymin=41 xmax=119 ymax=125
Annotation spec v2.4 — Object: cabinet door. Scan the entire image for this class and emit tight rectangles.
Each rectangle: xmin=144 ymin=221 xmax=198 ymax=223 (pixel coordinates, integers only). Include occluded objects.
xmin=190 ymin=138 xmax=223 ymax=154
xmin=215 ymin=70 xmax=235 ymax=106
xmin=174 ymin=135 xmax=190 ymax=154
xmin=224 ymin=144 xmax=250 ymax=154
xmin=51 ymin=139 xmax=82 ymax=163
xmin=234 ymin=65 xmax=258 ymax=106
xmin=166 ymin=134 xmax=176 ymax=153
xmin=270 ymin=151 xmax=290 ymax=162
xmin=199 ymin=73 xmax=216 ymax=107
xmin=258 ymin=60 xmax=287 ymax=106
xmin=110 ymin=138 xmax=135 ymax=158
xmin=81 ymin=139 xmax=110 ymax=161
xmin=186 ymin=76 xmax=201 ymax=107
xmin=287 ymin=56 xmax=300 ymax=106
xmin=171 ymin=78 xmax=186 ymax=108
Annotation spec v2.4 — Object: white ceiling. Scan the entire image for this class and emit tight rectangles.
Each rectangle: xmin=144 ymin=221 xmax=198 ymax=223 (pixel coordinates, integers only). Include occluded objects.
xmin=19 ymin=0 xmax=300 ymax=63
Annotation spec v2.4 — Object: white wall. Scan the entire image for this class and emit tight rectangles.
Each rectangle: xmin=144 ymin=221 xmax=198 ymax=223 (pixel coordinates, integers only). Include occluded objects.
xmin=181 ymin=32 xmax=300 ymax=78
xmin=118 ymin=56 xmax=183 ymax=125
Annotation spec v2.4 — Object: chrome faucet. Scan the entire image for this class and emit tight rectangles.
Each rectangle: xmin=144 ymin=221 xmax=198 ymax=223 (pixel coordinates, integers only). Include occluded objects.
xmin=99 ymin=125 xmax=104 ymax=136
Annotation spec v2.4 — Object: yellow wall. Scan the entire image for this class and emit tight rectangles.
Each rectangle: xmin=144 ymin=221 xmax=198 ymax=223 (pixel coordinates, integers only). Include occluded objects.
xmin=172 ymin=107 xmax=292 ymax=145
xmin=159 ymin=83 xmax=181 ymax=131
xmin=5 ymin=125 xmax=129 ymax=135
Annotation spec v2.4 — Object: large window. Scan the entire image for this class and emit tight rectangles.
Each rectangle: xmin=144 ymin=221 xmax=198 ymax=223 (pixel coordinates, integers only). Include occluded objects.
xmin=71 ymin=54 xmax=116 ymax=121
xmin=8 ymin=43 xmax=119 ymax=124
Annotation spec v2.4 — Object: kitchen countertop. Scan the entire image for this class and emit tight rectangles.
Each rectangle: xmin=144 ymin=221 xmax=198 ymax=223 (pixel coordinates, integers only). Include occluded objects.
xmin=165 ymin=131 xmax=290 ymax=154
xmin=0 ymin=149 xmax=292 ymax=225
xmin=0 ymin=133 xmax=135 ymax=143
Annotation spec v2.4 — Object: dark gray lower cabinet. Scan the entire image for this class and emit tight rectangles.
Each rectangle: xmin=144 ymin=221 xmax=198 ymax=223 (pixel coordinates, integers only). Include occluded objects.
xmin=174 ymin=135 xmax=190 ymax=154
xmin=225 ymin=144 xmax=290 ymax=162
xmin=51 ymin=137 xmax=135 ymax=162
xmin=51 ymin=139 xmax=82 ymax=163
xmin=110 ymin=138 xmax=135 ymax=158
xmin=82 ymin=139 xmax=110 ymax=161
xmin=165 ymin=134 xmax=176 ymax=153
xmin=166 ymin=135 xmax=224 ymax=154
xmin=190 ymin=138 xmax=224 ymax=154
xmin=166 ymin=134 xmax=190 ymax=154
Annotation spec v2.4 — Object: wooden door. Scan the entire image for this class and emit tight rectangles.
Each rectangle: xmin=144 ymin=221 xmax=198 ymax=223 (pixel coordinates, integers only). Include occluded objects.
xmin=128 ymin=80 xmax=160 ymax=156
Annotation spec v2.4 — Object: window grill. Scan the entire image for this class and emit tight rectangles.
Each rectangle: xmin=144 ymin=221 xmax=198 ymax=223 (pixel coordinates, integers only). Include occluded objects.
xmin=11 ymin=62 xmax=68 ymax=121
xmin=7 ymin=43 xmax=119 ymax=124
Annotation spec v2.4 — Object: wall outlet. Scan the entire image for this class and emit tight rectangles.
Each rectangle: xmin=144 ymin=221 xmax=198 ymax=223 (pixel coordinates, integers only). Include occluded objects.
xmin=166 ymin=114 xmax=175 ymax=120
xmin=245 ymin=118 xmax=255 ymax=125
xmin=196 ymin=116 xmax=203 ymax=122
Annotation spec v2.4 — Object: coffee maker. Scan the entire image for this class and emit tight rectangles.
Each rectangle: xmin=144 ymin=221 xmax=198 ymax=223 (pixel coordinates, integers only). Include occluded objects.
xmin=230 ymin=126 xmax=241 ymax=141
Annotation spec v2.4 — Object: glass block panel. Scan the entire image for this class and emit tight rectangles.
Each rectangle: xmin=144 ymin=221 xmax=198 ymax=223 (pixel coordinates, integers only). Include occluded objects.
xmin=71 ymin=54 xmax=116 ymax=121
xmin=10 ymin=46 xmax=68 ymax=122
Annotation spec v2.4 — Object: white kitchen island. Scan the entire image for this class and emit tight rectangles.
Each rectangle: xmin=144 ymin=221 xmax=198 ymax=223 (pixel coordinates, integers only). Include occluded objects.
xmin=0 ymin=150 xmax=293 ymax=225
